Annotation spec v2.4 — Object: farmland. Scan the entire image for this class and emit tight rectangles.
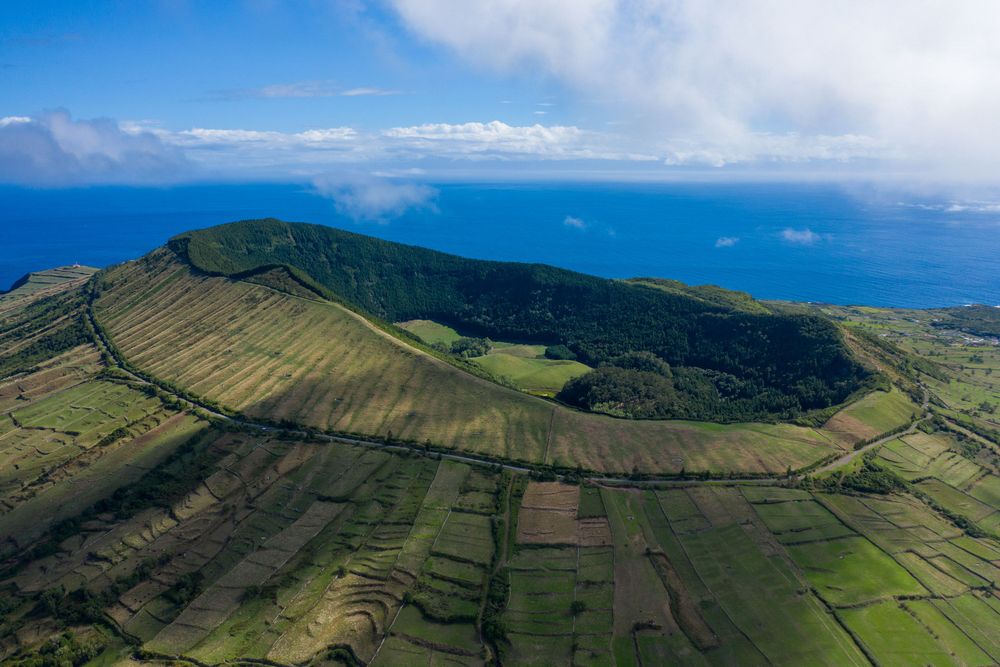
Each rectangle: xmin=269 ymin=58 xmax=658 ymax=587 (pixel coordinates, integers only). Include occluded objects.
xmin=0 ymin=265 xmax=97 ymax=311
xmin=0 ymin=228 xmax=998 ymax=665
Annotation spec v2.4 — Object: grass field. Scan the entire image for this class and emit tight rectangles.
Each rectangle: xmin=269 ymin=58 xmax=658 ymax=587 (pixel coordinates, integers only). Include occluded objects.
xmin=471 ymin=348 xmax=590 ymax=395
xmin=872 ymin=428 xmax=1000 ymax=536
xmin=0 ymin=328 xmax=210 ymax=558
xmin=4 ymin=432 xmax=506 ymax=665
xmin=398 ymin=318 xmax=592 ymax=394
xmin=4 ymin=433 xmax=999 ymax=665
xmin=817 ymin=303 xmax=1000 ymax=429
xmin=823 ymin=386 xmax=920 ymax=442
xmin=93 ymin=251 xmax=851 ymax=475
xmin=396 ymin=318 xmax=463 ymax=346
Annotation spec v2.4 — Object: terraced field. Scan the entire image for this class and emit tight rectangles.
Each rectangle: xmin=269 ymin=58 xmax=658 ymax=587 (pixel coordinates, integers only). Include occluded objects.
xmin=93 ymin=250 xmax=853 ymax=475
xmin=0 ymin=265 xmax=97 ymax=310
xmin=1 ymin=245 xmax=998 ymax=665
xmin=0 ymin=278 xmax=211 ymax=560
xmin=3 ymin=419 xmax=999 ymax=665
xmin=874 ymin=430 xmax=1000 ymax=535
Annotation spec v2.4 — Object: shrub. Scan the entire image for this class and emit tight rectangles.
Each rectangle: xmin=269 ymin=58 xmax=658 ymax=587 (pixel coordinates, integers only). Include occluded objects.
xmin=544 ymin=344 xmax=577 ymax=360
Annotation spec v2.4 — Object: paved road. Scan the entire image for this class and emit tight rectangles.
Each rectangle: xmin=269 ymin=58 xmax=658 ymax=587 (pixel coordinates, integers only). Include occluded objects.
xmin=809 ymin=386 xmax=930 ymax=477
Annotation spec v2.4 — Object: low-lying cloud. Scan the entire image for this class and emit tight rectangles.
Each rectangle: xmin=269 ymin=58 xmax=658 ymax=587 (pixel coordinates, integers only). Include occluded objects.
xmin=715 ymin=236 xmax=739 ymax=248
xmin=311 ymin=174 xmax=437 ymax=221
xmin=780 ymin=228 xmax=822 ymax=245
xmin=0 ymin=110 xmax=188 ymax=185
xmin=563 ymin=215 xmax=586 ymax=229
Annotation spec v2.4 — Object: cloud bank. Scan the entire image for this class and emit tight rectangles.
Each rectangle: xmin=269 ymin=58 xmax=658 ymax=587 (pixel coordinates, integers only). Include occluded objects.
xmin=780 ymin=228 xmax=822 ymax=245
xmin=0 ymin=112 xmax=661 ymax=184
xmin=311 ymin=174 xmax=437 ymax=220
xmin=390 ymin=0 xmax=1000 ymax=178
xmin=0 ymin=110 xmax=188 ymax=185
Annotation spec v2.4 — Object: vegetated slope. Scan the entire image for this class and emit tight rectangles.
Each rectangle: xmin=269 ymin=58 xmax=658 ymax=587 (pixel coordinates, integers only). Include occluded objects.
xmin=0 ymin=275 xmax=95 ymax=380
xmin=169 ymin=219 xmax=869 ymax=422
xmin=0 ymin=276 xmax=209 ymax=559
xmin=93 ymin=250 xmax=849 ymax=474
xmin=0 ymin=265 xmax=98 ymax=308
xmin=2 ymin=266 xmax=997 ymax=666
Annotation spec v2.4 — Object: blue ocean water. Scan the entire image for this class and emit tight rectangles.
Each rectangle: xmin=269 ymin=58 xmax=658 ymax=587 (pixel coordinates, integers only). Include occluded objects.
xmin=1 ymin=182 xmax=998 ymax=308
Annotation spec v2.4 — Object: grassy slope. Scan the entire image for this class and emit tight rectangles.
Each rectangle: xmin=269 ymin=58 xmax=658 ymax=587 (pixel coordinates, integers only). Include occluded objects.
xmin=0 ymin=266 xmax=98 ymax=307
xmin=398 ymin=320 xmax=592 ymax=394
xmin=397 ymin=319 xmax=463 ymax=345
xmin=822 ymin=387 xmax=920 ymax=441
xmin=94 ymin=250 xmax=846 ymax=474
xmin=471 ymin=351 xmax=590 ymax=394
xmin=170 ymin=219 xmax=870 ymax=422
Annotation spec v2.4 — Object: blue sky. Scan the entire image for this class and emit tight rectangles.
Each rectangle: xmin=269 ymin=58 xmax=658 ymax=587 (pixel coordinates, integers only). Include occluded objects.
xmin=1 ymin=2 xmax=565 ymax=131
xmin=3 ymin=1 xmax=1000 ymax=190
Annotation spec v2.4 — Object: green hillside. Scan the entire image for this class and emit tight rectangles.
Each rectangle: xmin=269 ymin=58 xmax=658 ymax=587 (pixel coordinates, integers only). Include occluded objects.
xmin=169 ymin=219 xmax=869 ymax=422
xmin=91 ymin=249 xmax=849 ymax=475
xmin=0 ymin=244 xmax=997 ymax=666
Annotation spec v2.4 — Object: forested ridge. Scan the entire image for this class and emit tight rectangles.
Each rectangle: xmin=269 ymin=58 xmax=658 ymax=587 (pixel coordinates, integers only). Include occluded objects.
xmin=168 ymin=218 xmax=870 ymax=421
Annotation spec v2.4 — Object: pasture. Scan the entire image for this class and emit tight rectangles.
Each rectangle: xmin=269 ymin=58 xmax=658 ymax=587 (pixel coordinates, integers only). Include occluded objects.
xmin=472 ymin=349 xmax=590 ymax=395
xmin=396 ymin=318 xmax=463 ymax=346
xmin=823 ymin=387 xmax=920 ymax=442
xmin=4 ymin=438 xmax=1000 ymax=666
xmin=399 ymin=318 xmax=592 ymax=394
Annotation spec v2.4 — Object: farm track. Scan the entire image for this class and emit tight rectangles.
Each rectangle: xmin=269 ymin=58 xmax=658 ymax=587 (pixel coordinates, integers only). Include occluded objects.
xmin=811 ymin=387 xmax=931 ymax=477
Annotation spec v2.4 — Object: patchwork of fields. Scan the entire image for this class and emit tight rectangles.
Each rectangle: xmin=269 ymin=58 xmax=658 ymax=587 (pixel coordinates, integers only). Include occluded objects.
xmin=93 ymin=251 xmax=869 ymax=475
xmin=0 ymin=279 xmax=210 ymax=560
xmin=8 ymin=430 xmax=997 ymax=666
xmin=1 ymin=250 xmax=997 ymax=665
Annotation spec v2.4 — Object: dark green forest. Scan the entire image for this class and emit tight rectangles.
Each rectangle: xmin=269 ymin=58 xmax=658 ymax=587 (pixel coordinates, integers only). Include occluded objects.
xmin=169 ymin=219 xmax=870 ymax=421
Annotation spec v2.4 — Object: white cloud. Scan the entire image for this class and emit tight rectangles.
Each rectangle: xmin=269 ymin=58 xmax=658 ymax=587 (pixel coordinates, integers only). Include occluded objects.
xmin=0 ymin=111 xmax=694 ymax=185
xmin=157 ymin=125 xmax=365 ymax=170
xmin=0 ymin=110 xmax=188 ymax=185
xmin=714 ymin=236 xmax=739 ymax=248
xmin=173 ymin=127 xmax=357 ymax=145
xmin=389 ymin=0 xmax=1000 ymax=178
xmin=780 ymin=228 xmax=822 ymax=245
xmin=563 ymin=215 xmax=586 ymax=229
xmin=311 ymin=173 xmax=437 ymax=220
xmin=383 ymin=120 xmax=656 ymax=161
xmin=341 ymin=87 xmax=399 ymax=97
xmin=944 ymin=202 xmax=1000 ymax=214
xmin=210 ymin=81 xmax=399 ymax=100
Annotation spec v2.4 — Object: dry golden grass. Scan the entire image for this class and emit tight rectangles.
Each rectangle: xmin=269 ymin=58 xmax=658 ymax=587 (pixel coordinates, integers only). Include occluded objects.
xmin=516 ymin=482 xmax=580 ymax=545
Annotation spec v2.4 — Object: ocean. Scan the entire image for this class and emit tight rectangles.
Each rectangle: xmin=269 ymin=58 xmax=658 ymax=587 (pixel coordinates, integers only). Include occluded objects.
xmin=1 ymin=182 xmax=997 ymax=308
